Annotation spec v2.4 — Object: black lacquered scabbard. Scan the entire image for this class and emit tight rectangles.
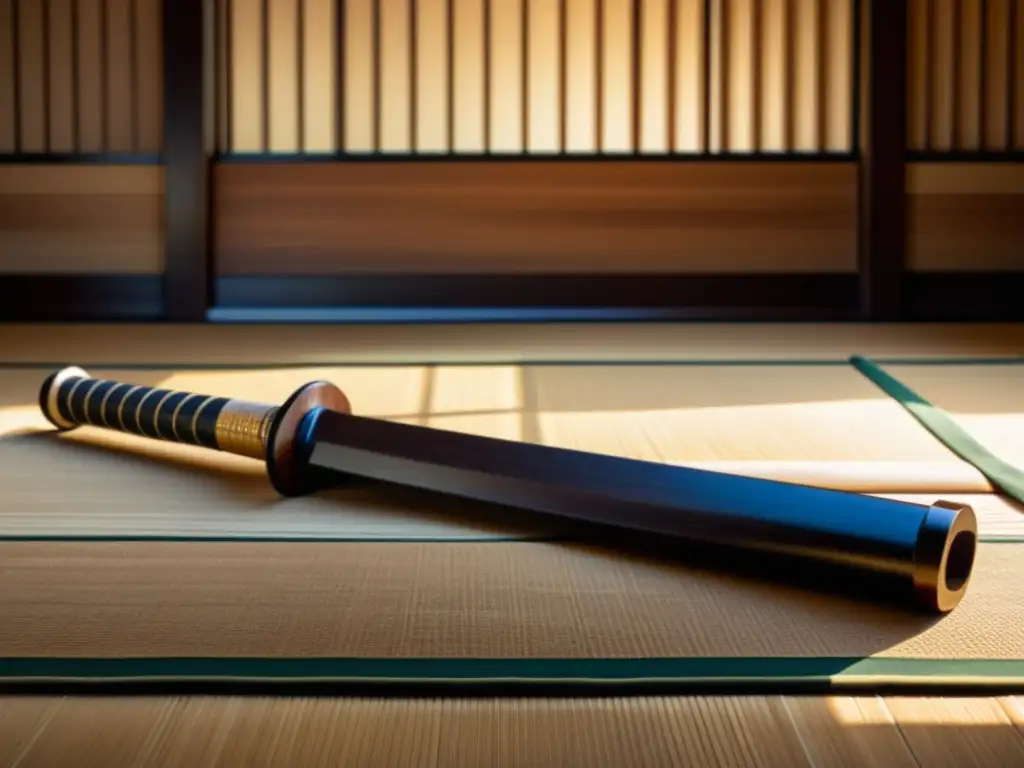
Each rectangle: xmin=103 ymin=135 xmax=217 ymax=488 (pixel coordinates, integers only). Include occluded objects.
xmin=40 ymin=366 xmax=978 ymax=613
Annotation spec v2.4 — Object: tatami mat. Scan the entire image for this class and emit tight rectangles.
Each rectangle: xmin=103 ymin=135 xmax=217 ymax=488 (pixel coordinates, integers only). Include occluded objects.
xmin=3 ymin=328 xmax=1024 ymax=694
xmin=2 ymin=323 xmax=1023 ymax=365
xmin=2 ymin=695 xmax=1023 ymax=768
xmin=1 ymin=541 xmax=1021 ymax=680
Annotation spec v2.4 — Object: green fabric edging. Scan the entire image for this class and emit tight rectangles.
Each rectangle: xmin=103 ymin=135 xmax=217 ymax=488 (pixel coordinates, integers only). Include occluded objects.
xmin=851 ymin=355 xmax=1024 ymax=506
xmin=1 ymin=657 xmax=1022 ymax=688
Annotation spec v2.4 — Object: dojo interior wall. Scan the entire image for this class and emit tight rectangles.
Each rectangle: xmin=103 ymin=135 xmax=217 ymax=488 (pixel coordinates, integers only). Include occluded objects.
xmin=0 ymin=0 xmax=164 ymax=277
xmin=905 ymin=0 xmax=1024 ymax=273
xmin=213 ymin=0 xmax=861 ymax=277
xmin=0 ymin=0 xmax=1021 ymax=307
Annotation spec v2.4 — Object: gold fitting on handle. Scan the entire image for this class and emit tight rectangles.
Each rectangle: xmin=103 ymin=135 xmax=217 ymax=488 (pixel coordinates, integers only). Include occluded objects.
xmin=214 ymin=400 xmax=279 ymax=459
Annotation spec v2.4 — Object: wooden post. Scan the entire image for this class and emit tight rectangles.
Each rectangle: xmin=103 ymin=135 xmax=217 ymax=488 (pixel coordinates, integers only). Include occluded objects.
xmin=162 ymin=0 xmax=211 ymax=321
xmin=857 ymin=0 xmax=908 ymax=320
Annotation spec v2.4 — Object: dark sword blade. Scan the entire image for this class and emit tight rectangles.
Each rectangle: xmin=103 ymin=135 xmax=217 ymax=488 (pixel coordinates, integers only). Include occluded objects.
xmin=300 ymin=407 xmax=977 ymax=614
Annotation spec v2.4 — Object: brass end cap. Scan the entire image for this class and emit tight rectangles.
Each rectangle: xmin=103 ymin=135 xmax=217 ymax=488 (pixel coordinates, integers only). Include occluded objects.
xmin=38 ymin=366 xmax=91 ymax=431
xmin=912 ymin=500 xmax=978 ymax=613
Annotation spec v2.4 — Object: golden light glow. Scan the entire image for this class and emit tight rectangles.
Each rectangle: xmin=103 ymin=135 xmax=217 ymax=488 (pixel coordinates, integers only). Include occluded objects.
xmin=828 ymin=696 xmax=1018 ymax=727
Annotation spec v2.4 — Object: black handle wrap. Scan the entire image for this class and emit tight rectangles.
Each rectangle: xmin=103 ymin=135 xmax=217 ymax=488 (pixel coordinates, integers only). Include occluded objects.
xmin=41 ymin=368 xmax=277 ymax=459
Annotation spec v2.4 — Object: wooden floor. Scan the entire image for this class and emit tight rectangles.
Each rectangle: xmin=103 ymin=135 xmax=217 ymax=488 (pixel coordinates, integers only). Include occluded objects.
xmin=1 ymin=695 xmax=1023 ymax=767
xmin=1 ymin=323 xmax=1023 ymax=765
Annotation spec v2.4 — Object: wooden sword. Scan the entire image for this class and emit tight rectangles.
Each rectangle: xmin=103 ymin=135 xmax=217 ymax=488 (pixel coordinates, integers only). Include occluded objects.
xmin=39 ymin=366 xmax=978 ymax=613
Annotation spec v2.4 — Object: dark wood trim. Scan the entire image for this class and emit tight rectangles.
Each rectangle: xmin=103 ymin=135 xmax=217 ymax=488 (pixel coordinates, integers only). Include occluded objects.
xmin=906 ymin=151 xmax=1024 ymax=163
xmin=904 ymin=272 xmax=1024 ymax=321
xmin=212 ymin=274 xmax=860 ymax=323
xmin=213 ymin=152 xmax=859 ymax=164
xmin=0 ymin=276 xmax=164 ymax=322
xmin=0 ymin=154 xmax=163 ymax=165
xmin=857 ymin=0 xmax=907 ymax=321
xmin=161 ymin=0 xmax=212 ymax=322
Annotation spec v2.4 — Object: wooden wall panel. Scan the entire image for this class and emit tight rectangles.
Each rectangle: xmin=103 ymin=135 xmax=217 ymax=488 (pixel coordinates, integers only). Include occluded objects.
xmin=218 ymin=0 xmax=855 ymax=155
xmin=907 ymin=0 xmax=1021 ymax=153
xmin=0 ymin=0 xmax=163 ymax=154
xmin=0 ymin=166 xmax=164 ymax=273
xmin=213 ymin=161 xmax=857 ymax=275
xmin=907 ymin=163 xmax=1024 ymax=271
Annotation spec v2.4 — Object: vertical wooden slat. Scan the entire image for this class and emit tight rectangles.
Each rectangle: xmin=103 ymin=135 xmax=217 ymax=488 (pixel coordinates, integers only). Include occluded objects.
xmin=825 ymin=0 xmax=851 ymax=151
xmin=334 ymin=0 xmax=344 ymax=151
xmin=217 ymin=0 xmax=228 ymax=151
xmin=486 ymin=0 xmax=520 ymax=152
xmin=16 ymin=0 xmax=45 ymax=152
xmin=0 ymin=0 xmax=15 ymax=152
xmin=268 ymin=0 xmax=300 ymax=152
xmin=556 ymin=0 xmax=566 ymax=152
xmin=930 ymin=0 xmax=954 ymax=150
xmin=71 ymin=0 xmax=80 ymax=150
xmin=602 ymin=0 xmax=632 ymax=152
xmin=229 ymin=0 xmax=262 ymax=151
xmin=958 ymin=0 xmax=982 ymax=151
xmin=749 ymin=0 xmax=761 ymax=152
xmin=564 ymin=0 xmax=595 ymax=152
xmin=478 ymin=0 xmax=485 ymax=150
xmin=812 ymin=0 xmax=825 ymax=151
xmin=296 ymin=0 xmax=305 ymax=151
xmin=128 ymin=0 xmax=138 ymax=149
xmin=706 ymin=0 xmax=722 ymax=151
xmin=595 ymin=0 xmax=604 ymax=150
xmin=978 ymin=0 xmax=988 ymax=144
xmin=415 ymin=0 xmax=447 ymax=152
xmin=782 ymin=0 xmax=795 ymax=150
xmin=639 ymin=0 xmax=668 ymax=153
xmin=453 ymin=0 xmax=484 ymax=152
xmin=630 ymin=0 xmax=640 ymax=152
xmin=75 ymin=0 xmax=103 ymax=152
xmin=1014 ymin=0 xmax=1024 ymax=148
xmin=342 ymin=0 xmax=373 ymax=151
xmin=665 ymin=0 xmax=675 ymax=151
xmin=519 ymin=0 xmax=528 ymax=150
xmin=371 ymin=0 xmax=380 ymax=150
xmin=984 ymin=0 xmax=1009 ymax=150
xmin=99 ymin=0 xmax=109 ymax=148
xmin=948 ymin=0 xmax=961 ymax=148
xmin=47 ymin=0 xmax=74 ymax=152
xmin=673 ymin=0 xmax=702 ymax=152
xmin=42 ymin=0 xmax=51 ymax=151
xmin=300 ymin=0 xmax=332 ymax=152
xmin=104 ymin=0 xmax=133 ymax=152
xmin=134 ymin=0 xmax=161 ymax=153
xmin=526 ymin=0 xmax=558 ymax=153
xmin=260 ymin=0 xmax=269 ymax=150
xmin=379 ymin=0 xmax=411 ymax=151
xmin=792 ymin=0 xmax=817 ymax=151
xmin=725 ymin=0 xmax=753 ymax=152
xmin=759 ymin=0 xmax=781 ymax=151
xmin=907 ymin=0 xmax=929 ymax=149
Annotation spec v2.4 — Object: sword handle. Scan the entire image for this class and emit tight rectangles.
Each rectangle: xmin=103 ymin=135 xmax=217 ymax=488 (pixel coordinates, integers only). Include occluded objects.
xmin=38 ymin=366 xmax=351 ymax=496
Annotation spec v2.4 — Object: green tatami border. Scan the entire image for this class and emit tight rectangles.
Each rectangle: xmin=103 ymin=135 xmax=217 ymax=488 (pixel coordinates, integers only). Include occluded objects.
xmin=851 ymin=355 xmax=1024 ymax=506
xmin=1 ymin=657 xmax=1023 ymax=693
